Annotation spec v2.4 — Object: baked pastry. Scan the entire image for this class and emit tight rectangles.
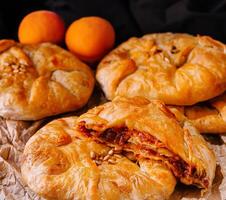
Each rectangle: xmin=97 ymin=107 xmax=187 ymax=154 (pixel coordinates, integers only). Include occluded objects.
xmin=21 ymin=117 xmax=176 ymax=200
xmin=96 ymin=33 xmax=226 ymax=105
xmin=21 ymin=97 xmax=216 ymax=200
xmin=169 ymin=92 xmax=226 ymax=134
xmin=76 ymin=97 xmax=216 ymax=189
xmin=0 ymin=40 xmax=94 ymax=120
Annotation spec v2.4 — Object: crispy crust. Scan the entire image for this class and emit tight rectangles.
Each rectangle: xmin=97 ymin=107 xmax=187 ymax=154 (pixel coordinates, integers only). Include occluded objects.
xmin=21 ymin=117 xmax=176 ymax=200
xmin=76 ymin=97 xmax=216 ymax=188
xmin=96 ymin=33 xmax=226 ymax=105
xmin=0 ymin=40 xmax=94 ymax=120
xmin=21 ymin=97 xmax=216 ymax=199
xmin=169 ymin=93 xmax=226 ymax=134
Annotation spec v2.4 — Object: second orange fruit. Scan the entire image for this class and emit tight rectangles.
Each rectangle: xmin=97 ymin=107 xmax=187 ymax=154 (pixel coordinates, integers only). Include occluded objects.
xmin=66 ymin=16 xmax=115 ymax=62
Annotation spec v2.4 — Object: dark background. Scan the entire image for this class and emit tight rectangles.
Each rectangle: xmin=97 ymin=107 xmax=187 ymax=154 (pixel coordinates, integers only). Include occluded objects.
xmin=1 ymin=0 xmax=226 ymax=44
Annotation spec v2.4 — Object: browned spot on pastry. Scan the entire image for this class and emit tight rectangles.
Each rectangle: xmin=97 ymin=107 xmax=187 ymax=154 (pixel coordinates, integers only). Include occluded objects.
xmin=0 ymin=40 xmax=16 ymax=53
xmin=55 ymin=134 xmax=72 ymax=146
xmin=155 ymin=48 xmax=163 ymax=54
xmin=171 ymin=45 xmax=180 ymax=54
xmin=51 ymin=56 xmax=59 ymax=65
xmin=116 ymin=51 xmax=129 ymax=59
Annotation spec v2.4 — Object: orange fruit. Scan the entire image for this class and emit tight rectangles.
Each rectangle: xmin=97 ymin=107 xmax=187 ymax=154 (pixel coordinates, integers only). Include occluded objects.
xmin=18 ymin=10 xmax=65 ymax=44
xmin=65 ymin=16 xmax=115 ymax=62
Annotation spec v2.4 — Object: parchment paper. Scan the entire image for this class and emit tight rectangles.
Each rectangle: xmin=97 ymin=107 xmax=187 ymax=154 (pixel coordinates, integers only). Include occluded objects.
xmin=0 ymin=87 xmax=225 ymax=200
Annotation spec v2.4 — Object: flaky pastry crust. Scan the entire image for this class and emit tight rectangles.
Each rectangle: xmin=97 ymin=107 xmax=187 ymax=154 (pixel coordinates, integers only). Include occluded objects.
xmin=0 ymin=40 xmax=94 ymax=120
xmin=21 ymin=97 xmax=216 ymax=200
xmin=76 ymin=97 xmax=216 ymax=189
xmin=21 ymin=117 xmax=176 ymax=200
xmin=169 ymin=93 xmax=226 ymax=134
xmin=96 ymin=33 xmax=226 ymax=105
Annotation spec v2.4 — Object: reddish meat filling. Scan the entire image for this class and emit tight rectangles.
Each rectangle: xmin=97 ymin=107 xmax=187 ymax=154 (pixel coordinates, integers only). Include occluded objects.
xmin=77 ymin=121 xmax=208 ymax=188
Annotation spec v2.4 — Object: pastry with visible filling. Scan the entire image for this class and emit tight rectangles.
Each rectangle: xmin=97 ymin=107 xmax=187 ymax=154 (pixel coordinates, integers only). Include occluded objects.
xmin=76 ymin=97 xmax=216 ymax=189
xmin=21 ymin=97 xmax=216 ymax=200
xmin=21 ymin=117 xmax=176 ymax=200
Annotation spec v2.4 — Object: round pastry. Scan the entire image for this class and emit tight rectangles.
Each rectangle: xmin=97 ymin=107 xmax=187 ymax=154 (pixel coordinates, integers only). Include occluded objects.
xmin=0 ymin=40 xmax=94 ymax=120
xmin=21 ymin=97 xmax=216 ymax=200
xmin=169 ymin=92 xmax=226 ymax=134
xmin=21 ymin=117 xmax=176 ymax=200
xmin=96 ymin=33 xmax=226 ymax=105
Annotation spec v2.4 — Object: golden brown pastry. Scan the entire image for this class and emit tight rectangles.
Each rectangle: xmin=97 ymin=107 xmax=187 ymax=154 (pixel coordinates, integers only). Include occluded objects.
xmin=21 ymin=117 xmax=176 ymax=200
xmin=21 ymin=97 xmax=216 ymax=200
xmin=96 ymin=33 xmax=226 ymax=105
xmin=169 ymin=92 xmax=226 ymax=134
xmin=76 ymin=97 xmax=216 ymax=188
xmin=0 ymin=40 xmax=94 ymax=120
